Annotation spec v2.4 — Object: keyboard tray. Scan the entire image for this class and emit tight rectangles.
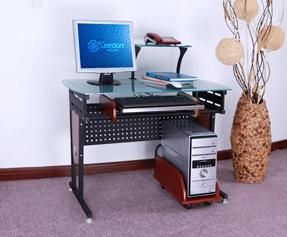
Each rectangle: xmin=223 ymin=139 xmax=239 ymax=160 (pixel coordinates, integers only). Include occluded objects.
xmin=114 ymin=95 xmax=204 ymax=113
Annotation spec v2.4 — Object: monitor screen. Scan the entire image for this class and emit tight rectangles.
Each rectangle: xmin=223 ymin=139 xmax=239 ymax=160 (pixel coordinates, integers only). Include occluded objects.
xmin=73 ymin=20 xmax=137 ymax=73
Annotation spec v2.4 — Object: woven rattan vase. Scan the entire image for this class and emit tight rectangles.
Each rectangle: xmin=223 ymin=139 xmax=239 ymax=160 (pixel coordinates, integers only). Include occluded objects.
xmin=231 ymin=94 xmax=271 ymax=184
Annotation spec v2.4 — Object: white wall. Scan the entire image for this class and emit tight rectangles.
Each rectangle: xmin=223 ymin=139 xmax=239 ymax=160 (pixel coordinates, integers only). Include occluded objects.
xmin=0 ymin=0 xmax=286 ymax=168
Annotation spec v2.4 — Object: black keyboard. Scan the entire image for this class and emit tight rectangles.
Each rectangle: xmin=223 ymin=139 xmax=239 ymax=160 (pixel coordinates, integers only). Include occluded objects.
xmin=114 ymin=95 xmax=204 ymax=113
xmin=115 ymin=95 xmax=195 ymax=108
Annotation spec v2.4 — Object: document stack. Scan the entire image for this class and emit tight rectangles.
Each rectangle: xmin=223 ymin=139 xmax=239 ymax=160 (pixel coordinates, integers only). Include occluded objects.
xmin=141 ymin=72 xmax=197 ymax=89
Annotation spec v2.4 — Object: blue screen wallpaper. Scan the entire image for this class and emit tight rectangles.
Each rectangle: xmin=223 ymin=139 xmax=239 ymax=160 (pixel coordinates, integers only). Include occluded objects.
xmin=77 ymin=23 xmax=134 ymax=69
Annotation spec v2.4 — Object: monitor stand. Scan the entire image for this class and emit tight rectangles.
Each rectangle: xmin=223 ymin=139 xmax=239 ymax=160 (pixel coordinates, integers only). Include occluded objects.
xmin=87 ymin=73 xmax=121 ymax=86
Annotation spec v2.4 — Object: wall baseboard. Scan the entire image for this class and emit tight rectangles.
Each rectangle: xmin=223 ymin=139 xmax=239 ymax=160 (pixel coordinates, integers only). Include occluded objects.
xmin=0 ymin=159 xmax=154 ymax=181
xmin=271 ymin=139 xmax=287 ymax=151
xmin=1 ymin=140 xmax=286 ymax=181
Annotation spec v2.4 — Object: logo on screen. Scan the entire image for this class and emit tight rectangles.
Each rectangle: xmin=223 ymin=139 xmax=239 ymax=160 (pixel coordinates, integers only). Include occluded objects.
xmin=88 ymin=40 xmax=124 ymax=53
xmin=88 ymin=40 xmax=102 ymax=53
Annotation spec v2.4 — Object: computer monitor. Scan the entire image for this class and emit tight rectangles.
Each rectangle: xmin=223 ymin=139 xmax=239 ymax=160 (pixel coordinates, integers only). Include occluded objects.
xmin=73 ymin=20 xmax=137 ymax=86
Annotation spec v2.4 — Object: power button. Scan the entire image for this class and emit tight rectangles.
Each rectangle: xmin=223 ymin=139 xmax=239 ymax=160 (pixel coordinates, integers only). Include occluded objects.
xmin=200 ymin=169 xmax=208 ymax=178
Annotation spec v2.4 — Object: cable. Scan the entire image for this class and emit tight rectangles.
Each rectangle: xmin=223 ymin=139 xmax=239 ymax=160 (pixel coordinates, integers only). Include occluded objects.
xmin=154 ymin=144 xmax=162 ymax=158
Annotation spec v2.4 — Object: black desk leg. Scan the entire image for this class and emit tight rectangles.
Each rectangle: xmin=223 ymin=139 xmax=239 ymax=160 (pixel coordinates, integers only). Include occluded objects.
xmin=69 ymin=110 xmax=93 ymax=222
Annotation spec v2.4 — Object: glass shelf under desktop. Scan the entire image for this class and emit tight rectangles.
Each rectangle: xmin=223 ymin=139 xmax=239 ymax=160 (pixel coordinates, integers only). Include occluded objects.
xmin=135 ymin=43 xmax=192 ymax=48
xmin=63 ymin=78 xmax=231 ymax=98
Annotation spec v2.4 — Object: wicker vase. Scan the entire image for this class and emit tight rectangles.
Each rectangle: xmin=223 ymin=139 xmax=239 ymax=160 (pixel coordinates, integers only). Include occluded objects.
xmin=231 ymin=94 xmax=271 ymax=184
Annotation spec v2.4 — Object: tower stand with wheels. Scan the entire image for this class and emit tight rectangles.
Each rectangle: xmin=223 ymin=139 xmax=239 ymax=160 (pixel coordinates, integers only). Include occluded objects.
xmin=154 ymin=155 xmax=228 ymax=208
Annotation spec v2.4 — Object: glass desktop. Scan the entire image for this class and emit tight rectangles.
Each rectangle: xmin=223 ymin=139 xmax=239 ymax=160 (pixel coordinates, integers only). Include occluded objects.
xmin=63 ymin=78 xmax=231 ymax=97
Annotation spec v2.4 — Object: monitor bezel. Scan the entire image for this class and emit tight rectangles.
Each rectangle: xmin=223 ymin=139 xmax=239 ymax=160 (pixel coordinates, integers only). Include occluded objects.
xmin=73 ymin=20 xmax=137 ymax=73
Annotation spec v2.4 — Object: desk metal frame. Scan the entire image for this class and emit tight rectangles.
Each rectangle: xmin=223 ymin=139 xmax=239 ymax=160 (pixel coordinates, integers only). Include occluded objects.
xmin=67 ymin=86 xmax=227 ymax=220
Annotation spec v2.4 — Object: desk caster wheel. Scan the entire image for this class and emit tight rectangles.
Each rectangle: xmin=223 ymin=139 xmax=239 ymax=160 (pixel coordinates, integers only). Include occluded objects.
xmin=183 ymin=204 xmax=192 ymax=209
xmin=204 ymin=201 xmax=213 ymax=206
xmin=68 ymin=188 xmax=73 ymax=192
xmin=85 ymin=218 xmax=93 ymax=224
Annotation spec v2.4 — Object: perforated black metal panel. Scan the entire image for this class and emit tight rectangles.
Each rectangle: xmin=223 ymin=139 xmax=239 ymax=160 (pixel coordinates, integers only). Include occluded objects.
xmin=68 ymin=92 xmax=222 ymax=146
xmin=84 ymin=114 xmax=191 ymax=145
xmin=196 ymin=91 xmax=226 ymax=114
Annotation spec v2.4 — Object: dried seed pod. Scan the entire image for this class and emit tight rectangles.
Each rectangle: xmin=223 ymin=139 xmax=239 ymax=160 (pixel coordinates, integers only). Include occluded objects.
xmin=233 ymin=0 xmax=259 ymax=23
xmin=258 ymin=25 xmax=286 ymax=51
xmin=216 ymin=38 xmax=244 ymax=65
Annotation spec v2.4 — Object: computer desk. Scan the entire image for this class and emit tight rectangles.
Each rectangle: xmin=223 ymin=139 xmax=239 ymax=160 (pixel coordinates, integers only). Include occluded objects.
xmin=63 ymin=78 xmax=230 ymax=222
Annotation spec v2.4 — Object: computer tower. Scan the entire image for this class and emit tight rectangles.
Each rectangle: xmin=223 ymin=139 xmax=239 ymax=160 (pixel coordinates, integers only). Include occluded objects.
xmin=161 ymin=120 xmax=217 ymax=198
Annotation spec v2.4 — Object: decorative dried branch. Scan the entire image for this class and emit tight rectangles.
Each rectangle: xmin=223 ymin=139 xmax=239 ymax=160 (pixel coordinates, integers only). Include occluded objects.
xmin=221 ymin=0 xmax=284 ymax=104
